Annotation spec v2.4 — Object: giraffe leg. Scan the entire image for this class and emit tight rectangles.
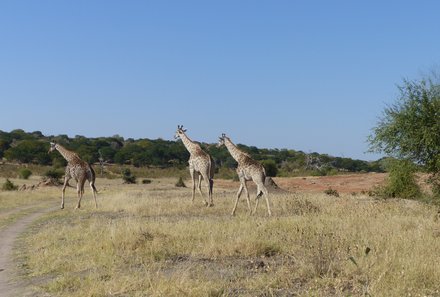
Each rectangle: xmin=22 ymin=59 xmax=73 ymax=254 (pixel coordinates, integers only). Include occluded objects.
xmin=262 ymin=187 xmax=271 ymax=216
xmin=244 ymin=182 xmax=252 ymax=215
xmin=189 ymin=169 xmax=196 ymax=203
xmin=201 ymin=173 xmax=213 ymax=207
xmin=253 ymin=183 xmax=271 ymax=216
xmin=75 ymin=179 xmax=86 ymax=209
xmin=197 ymin=174 xmax=208 ymax=206
xmin=61 ymin=176 xmax=70 ymax=209
xmin=231 ymin=183 xmax=244 ymax=216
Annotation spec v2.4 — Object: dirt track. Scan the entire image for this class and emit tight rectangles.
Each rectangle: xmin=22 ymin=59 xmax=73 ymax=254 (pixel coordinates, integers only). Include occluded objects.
xmin=0 ymin=206 xmax=55 ymax=297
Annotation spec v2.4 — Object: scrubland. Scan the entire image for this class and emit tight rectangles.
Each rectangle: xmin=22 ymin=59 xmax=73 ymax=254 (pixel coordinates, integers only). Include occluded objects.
xmin=5 ymin=177 xmax=440 ymax=296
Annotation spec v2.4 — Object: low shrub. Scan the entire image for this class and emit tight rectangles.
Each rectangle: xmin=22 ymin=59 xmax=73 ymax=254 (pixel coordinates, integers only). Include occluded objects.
xmin=44 ymin=169 xmax=64 ymax=180
xmin=2 ymin=179 xmax=18 ymax=191
xmin=18 ymin=168 xmax=32 ymax=180
xmin=324 ymin=188 xmax=340 ymax=197
xmin=377 ymin=159 xmax=421 ymax=199
xmin=122 ymin=168 xmax=136 ymax=184
xmin=175 ymin=177 xmax=186 ymax=187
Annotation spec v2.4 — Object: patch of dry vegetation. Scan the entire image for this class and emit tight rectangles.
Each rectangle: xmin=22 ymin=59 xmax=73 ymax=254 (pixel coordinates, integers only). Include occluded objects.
xmin=17 ymin=178 xmax=440 ymax=296
xmin=0 ymin=177 xmax=56 ymax=211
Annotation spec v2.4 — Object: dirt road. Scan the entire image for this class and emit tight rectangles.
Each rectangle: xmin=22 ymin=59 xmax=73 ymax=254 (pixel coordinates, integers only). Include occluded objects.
xmin=0 ymin=205 xmax=55 ymax=297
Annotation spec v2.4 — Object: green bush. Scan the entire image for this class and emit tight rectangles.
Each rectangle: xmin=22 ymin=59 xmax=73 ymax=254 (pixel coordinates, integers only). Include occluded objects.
xmin=261 ymin=159 xmax=278 ymax=177
xmin=215 ymin=167 xmax=236 ymax=180
xmin=44 ymin=169 xmax=64 ymax=180
xmin=122 ymin=168 xmax=136 ymax=184
xmin=18 ymin=168 xmax=32 ymax=180
xmin=2 ymin=179 xmax=18 ymax=191
xmin=378 ymin=159 xmax=421 ymax=199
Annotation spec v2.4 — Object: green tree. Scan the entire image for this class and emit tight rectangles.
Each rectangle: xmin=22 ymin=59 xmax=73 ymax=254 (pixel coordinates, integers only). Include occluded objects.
xmin=261 ymin=159 xmax=278 ymax=177
xmin=4 ymin=140 xmax=50 ymax=164
xmin=369 ymin=76 xmax=440 ymax=195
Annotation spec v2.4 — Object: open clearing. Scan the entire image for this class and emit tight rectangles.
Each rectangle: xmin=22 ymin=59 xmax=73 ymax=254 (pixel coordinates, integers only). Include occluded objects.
xmin=1 ymin=174 xmax=440 ymax=296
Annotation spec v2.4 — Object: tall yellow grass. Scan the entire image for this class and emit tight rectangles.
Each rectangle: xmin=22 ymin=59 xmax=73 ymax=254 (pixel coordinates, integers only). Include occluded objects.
xmin=13 ymin=178 xmax=440 ymax=296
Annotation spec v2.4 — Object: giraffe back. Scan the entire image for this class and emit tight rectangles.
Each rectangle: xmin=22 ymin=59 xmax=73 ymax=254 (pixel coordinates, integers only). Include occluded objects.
xmin=189 ymin=147 xmax=214 ymax=179
xmin=237 ymin=155 xmax=266 ymax=183
xmin=66 ymin=159 xmax=95 ymax=182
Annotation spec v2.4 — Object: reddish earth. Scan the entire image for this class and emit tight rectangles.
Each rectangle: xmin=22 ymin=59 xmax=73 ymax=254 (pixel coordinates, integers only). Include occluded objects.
xmin=216 ymin=173 xmax=388 ymax=194
xmin=273 ymin=173 xmax=388 ymax=193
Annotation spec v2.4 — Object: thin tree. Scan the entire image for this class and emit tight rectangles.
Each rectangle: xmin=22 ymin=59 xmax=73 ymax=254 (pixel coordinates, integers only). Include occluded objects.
xmin=368 ymin=75 xmax=440 ymax=196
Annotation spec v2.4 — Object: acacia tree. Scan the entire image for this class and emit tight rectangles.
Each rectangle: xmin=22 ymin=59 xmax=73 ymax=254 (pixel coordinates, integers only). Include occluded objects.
xmin=369 ymin=76 xmax=440 ymax=195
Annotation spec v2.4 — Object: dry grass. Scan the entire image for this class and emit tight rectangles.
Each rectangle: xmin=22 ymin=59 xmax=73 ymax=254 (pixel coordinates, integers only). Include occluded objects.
xmin=0 ymin=176 xmax=56 ymax=210
xmin=12 ymin=178 xmax=440 ymax=296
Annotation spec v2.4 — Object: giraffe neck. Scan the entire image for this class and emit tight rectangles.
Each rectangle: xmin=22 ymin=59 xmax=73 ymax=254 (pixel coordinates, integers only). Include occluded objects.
xmin=55 ymin=144 xmax=80 ymax=163
xmin=224 ymin=138 xmax=246 ymax=163
xmin=179 ymin=132 xmax=200 ymax=155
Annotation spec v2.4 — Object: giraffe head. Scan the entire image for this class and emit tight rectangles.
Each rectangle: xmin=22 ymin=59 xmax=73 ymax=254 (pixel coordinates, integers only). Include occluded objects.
xmin=174 ymin=125 xmax=187 ymax=140
xmin=48 ymin=141 xmax=57 ymax=153
xmin=217 ymin=133 xmax=227 ymax=147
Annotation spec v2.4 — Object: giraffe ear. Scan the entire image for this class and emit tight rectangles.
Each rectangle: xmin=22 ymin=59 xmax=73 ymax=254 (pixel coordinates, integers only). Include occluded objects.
xmin=183 ymin=129 xmax=187 ymax=132
xmin=222 ymin=133 xmax=226 ymax=138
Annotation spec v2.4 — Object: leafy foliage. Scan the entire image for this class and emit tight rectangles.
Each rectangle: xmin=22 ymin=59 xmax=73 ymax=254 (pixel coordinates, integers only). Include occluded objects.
xmin=44 ymin=169 xmax=63 ymax=180
xmin=18 ymin=168 xmax=32 ymax=179
xmin=0 ymin=129 xmax=382 ymax=176
xmin=261 ymin=159 xmax=278 ymax=177
xmin=122 ymin=168 xmax=137 ymax=184
xmin=2 ymin=179 xmax=18 ymax=191
xmin=376 ymin=159 xmax=421 ymax=199
xmin=369 ymin=78 xmax=440 ymax=174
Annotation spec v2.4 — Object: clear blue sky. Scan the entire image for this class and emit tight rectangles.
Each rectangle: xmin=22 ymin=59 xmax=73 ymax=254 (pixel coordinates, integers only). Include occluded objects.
xmin=1 ymin=1 xmax=439 ymax=161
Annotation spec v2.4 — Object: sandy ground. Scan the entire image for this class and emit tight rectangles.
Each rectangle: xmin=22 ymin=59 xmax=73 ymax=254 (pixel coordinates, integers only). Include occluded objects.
xmin=215 ymin=173 xmax=388 ymax=194
xmin=0 ymin=205 xmax=55 ymax=297
xmin=274 ymin=173 xmax=388 ymax=193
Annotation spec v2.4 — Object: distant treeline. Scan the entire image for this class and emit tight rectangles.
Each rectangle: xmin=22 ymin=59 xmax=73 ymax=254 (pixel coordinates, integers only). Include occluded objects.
xmin=0 ymin=129 xmax=386 ymax=176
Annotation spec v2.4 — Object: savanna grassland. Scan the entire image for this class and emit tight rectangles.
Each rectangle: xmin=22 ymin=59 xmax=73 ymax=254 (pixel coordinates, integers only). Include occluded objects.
xmin=3 ymin=176 xmax=437 ymax=297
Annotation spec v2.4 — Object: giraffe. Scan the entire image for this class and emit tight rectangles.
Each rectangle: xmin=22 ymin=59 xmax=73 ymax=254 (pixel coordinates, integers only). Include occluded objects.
xmin=218 ymin=134 xmax=272 ymax=216
xmin=48 ymin=142 xmax=98 ymax=209
xmin=174 ymin=125 xmax=215 ymax=206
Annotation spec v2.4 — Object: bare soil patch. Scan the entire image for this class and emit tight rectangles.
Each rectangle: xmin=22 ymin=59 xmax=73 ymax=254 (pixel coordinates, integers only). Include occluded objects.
xmin=215 ymin=173 xmax=387 ymax=194
xmin=0 ymin=205 xmax=55 ymax=297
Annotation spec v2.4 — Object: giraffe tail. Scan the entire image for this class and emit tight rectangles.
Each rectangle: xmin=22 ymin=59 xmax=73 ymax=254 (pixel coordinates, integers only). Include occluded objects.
xmin=89 ymin=165 xmax=99 ymax=193
xmin=208 ymin=155 xmax=215 ymax=196
xmin=92 ymin=183 xmax=98 ymax=194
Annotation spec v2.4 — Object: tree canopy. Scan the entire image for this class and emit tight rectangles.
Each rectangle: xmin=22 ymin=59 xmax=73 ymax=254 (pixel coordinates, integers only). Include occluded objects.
xmin=369 ymin=77 xmax=440 ymax=174
xmin=0 ymin=129 xmax=383 ymax=176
